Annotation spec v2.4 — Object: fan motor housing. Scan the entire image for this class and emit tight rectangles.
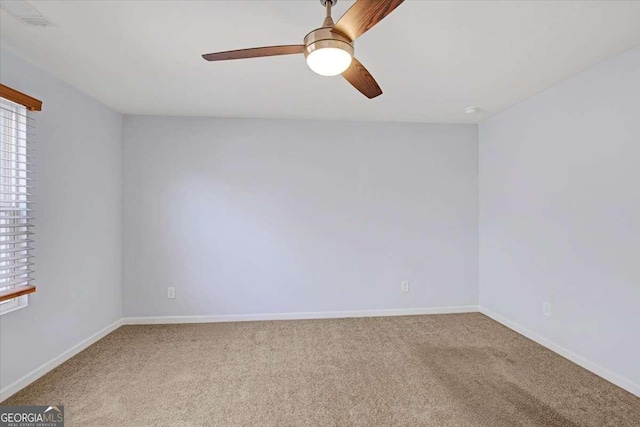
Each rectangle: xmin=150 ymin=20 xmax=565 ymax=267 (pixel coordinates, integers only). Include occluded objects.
xmin=303 ymin=27 xmax=354 ymax=59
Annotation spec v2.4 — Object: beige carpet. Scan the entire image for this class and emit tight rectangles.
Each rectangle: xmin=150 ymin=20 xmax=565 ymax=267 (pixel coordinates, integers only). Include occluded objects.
xmin=3 ymin=313 xmax=639 ymax=426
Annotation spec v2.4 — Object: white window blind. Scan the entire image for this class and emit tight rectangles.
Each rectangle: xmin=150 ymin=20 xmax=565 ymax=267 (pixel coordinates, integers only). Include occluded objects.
xmin=0 ymin=97 xmax=35 ymax=309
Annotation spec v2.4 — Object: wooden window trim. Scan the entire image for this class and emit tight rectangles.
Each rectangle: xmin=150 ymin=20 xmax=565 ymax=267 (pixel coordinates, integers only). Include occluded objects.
xmin=0 ymin=84 xmax=42 ymax=111
xmin=0 ymin=285 xmax=36 ymax=302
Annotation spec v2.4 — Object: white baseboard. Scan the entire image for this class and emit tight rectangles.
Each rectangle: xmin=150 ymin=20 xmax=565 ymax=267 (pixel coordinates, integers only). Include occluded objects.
xmin=123 ymin=305 xmax=479 ymax=325
xmin=0 ymin=318 xmax=124 ymax=402
xmin=479 ymin=306 xmax=640 ymax=397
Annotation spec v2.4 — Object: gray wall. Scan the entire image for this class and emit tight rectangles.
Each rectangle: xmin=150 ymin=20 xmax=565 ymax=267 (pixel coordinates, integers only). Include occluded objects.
xmin=123 ymin=117 xmax=478 ymax=317
xmin=0 ymin=50 xmax=123 ymax=390
xmin=479 ymin=46 xmax=640 ymax=387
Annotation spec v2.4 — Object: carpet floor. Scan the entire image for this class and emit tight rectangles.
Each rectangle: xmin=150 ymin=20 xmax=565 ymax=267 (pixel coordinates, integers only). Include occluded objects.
xmin=3 ymin=313 xmax=639 ymax=426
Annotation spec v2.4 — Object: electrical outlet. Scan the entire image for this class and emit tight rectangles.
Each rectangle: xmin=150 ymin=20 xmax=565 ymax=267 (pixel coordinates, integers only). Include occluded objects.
xmin=542 ymin=301 xmax=551 ymax=317
xmin=167 ymin=287 xmax=175 ymax=299
xmin=401 ymin=281 xmax=410 ymax=293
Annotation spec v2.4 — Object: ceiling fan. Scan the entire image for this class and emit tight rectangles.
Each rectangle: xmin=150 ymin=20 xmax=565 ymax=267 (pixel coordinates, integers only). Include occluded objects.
xmin=202 ymin=0 xmax=405 ymax=99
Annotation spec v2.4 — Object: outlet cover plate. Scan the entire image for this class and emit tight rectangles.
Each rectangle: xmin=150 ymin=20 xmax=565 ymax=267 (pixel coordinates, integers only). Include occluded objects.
xmin=543 ymin=301 xmax=551 ymax=317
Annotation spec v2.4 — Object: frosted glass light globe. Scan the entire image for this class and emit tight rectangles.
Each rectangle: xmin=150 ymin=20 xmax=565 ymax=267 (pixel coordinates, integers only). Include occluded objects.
xmin=306 ymin=47 xmax=353 ymax=76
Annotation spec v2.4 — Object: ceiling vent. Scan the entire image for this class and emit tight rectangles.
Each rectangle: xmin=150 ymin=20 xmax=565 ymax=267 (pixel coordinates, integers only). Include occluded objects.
xmin=0 ymin=0 xmax=55 ymax=27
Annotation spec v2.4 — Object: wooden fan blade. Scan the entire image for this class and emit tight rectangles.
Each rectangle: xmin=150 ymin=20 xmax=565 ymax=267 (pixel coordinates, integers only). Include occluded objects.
xmin=342 ymin=58 xmax=382 ymax=99
xmin=202 ymin=45 xmax=305 ymax=61
xmin=332 ymin=0 xmax=405 ymax=42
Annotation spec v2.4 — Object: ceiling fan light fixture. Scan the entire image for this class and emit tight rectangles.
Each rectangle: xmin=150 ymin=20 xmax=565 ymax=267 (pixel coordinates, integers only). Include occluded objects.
xmin=303 ymin=27 xmax=354 ymax=77
xmin=306 ymin=46 xmax=352 ymax=76
xmin=202 ymin=0 xmax=406 ymax=98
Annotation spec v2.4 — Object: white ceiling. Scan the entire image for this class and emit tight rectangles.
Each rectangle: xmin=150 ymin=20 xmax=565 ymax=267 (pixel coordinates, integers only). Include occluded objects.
xmin=1 ymin=0 xmax=640 ymax=124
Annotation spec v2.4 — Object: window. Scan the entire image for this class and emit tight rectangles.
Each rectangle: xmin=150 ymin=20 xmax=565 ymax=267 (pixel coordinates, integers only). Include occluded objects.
xmin=0 ymin=96 xmax=36 ymax=314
